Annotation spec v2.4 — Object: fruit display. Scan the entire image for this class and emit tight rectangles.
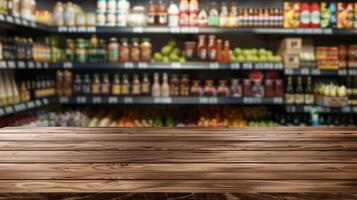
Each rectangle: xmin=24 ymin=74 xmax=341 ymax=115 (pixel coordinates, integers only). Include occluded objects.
xmin=153 ymin=40 xmax=185 ymax=63
xmin=231 ymin=48 xmax=282 ymax=63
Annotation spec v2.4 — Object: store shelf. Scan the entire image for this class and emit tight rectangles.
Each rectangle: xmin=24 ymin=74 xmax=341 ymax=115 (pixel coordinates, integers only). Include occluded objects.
xmin=286 ymin=105 xmax=357 ymax=113
xmin=0 ymin=97 xmax=54 ymax=117
xmin=0 ymin=60 xmax=52 ymax=70
xmin=58 ymin=96 xmax=284 ymax=105
xmin=0 ymin=14 xmax=54 ymax=32
xmin=284 ymin=68 xmax=357 ymax=76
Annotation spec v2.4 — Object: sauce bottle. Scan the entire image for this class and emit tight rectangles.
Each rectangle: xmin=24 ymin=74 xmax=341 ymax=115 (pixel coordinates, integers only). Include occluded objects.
xmin=111 ymin=74 xmax=121 ymax=96
xmin=208 ymin=35 xmax=217 ymax=61
xmin=108 ymin=38 xmax=119 ymax=63
xmin=197 ymin=35 xmax=207 ymax=61
xmin=140 ymin=38 xmax=152 ymax=62
xmin=158 ymin=0 xmax=168 ymax=25
xmin=229 ymin=3 xmax=238 ymax=27
xmin=92 ymin=74 xmax=100 ymax=95
xmin=219 ymin=2 xmax=228 ymax=27
xmin=130 ymin=38 xmax=140 ymax=62
xmin=132 ymin=74 xmax=141 ymax=95
xmin=120 ymin=38 xmax=130 ymax=62
xmin=223 ymin=40 xmax=230 ymax=63
xmin=73 ymin=74 xmax=82 ymax=95
xmin=216 ymin=39 xmax=222 ymax=62
xmin=161 ymin=73 xmax=170 ymax=97
xmin=121 ymin=74 xmax=130 ymax=95
xmin=208 ymin=2 xmax=219 ymax=26
xmin=142 ymin=73 xmax=151 ymax=95
xmin=147 ymin=0 xmax=157 ymax=25
xmin=101 ymin=74 xmax=110 ymax=95
xmin=168 ymin=0 xmax=179 ymax=27
xmin=300 ymin=3 xmax=310 ymax=27
xmin=82 ymin=74 xmax=91 ymax=95
xmin=310 ymin=3 xmax=320 ymax=28
xmin=152 ymin=73 xmax=161 ymax=97
xmin=198 ymin=7 xmax=208 ymax=27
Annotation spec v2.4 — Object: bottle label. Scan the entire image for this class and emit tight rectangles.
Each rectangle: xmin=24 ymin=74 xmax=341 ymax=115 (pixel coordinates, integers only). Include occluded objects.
xmin=300 ymin=11 xmax=310 ymax=25
xmin=102 ymin=84 xmax=109 ymax=94
xmin=209 ymin=49 xmax=216 ymax=60
xmin=304 ymin=94 xmax=314 ymax=105
xmin=159 ymin=14 xmax=168 ymax=25
xmin=294 ymin=94 xmax=304 ymax=104
xmin=285 ymin=94 xmax=295 ymax=104
xmin=112 ymin=85 xmax=121 ymax=95
xmin=132 ymin=85 xmax=140 ymax=94
xmin=92 ymin=84 xmax=100 ymax=94
xmin=311 ymin=11 xmax=320 ymax=25
xmin=199 ymin=49 xmax=207 ymax=60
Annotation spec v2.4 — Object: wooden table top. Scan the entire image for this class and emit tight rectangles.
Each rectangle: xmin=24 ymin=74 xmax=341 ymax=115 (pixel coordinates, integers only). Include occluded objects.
xmin=0 ymin=127 xmax=357 ymax=193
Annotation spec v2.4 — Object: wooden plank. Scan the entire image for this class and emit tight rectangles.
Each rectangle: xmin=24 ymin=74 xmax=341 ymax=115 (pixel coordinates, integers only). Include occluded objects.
xmin=0 ymin=163 xmax=357 ymax=180
xmin=1 ymin=133 xmax=357 ymax=141
xmin=0 ymin=180 xmax=356 ymax=193
xmin=0 ymin=151 xmax=356 ymax=163
xmin=1 ymin=140 xmax=357 ymax=151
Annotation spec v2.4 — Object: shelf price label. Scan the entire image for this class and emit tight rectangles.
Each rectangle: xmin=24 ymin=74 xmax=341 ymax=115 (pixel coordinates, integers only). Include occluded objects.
xmin=27 ymin=61 xmax=35 ymax=69
xmin=63 ymin=62 xmax=73 ymax=69
xmin=124 ymin=97 xmax=133 ymax=104
xmin=285 ymin=69 xmax=294 ymax=75
xmin=209 ymin=63 xmax=219 ymax=69
xmin=87 ymin=26 xmax=96 ymax=33
xmin=0 ymin=108 xmax=5 ymax=116
xmin=230 ymin=63 xmax=240 ymax=70
xmin=58 ymin=26 xmax=68 ymax=32
xmin=76 ymin=96 xmax=87 ymax=104
xmin=301 ymin=68 xmax=310 ymax=75
xmin=124 ymin=62 xmax=134 ymax=69
xmin=342 ymin=107 xmax=351 ymax=113
xmin=42 ymin=98 xmax=49 ymax=105
xmin=36 ymin=62 xmax=43 ymax=69
xmin=78 ymin=26 xmax=86 ymax=32
xmin=6 ymin=16 xmax=14 ymax=23
xmin=14 ymin=17 xmax=21 ymax=25
xmin=338 ymin=69 xmax=347 ymax=76
xmin=22 ymin=19 xmax=29 ymax=26
xmin=30 ymin=21 xmax=36 ymax=27
xmin=154 ymin=97 xmax=172 ymax=104
xmin=265 ymin=63 xmax=274 ymax=69
xmin=0 ymin=14 xmax=5 ymax=21
xmin=17 ymin=61 xmax=26 ymax=69
xmin=255 ymin=63 xmax=264 ymax=69
xmin=108 ymin=97 xmax=118 ymax=104
xmin=92 ymin=96 xmax=102 ymax=104
xmin=4 ymin=106 xmax=14 ymax=114
xmin=170 ymin=27 xmax=180 ymax=33
xmin=138 ymin=62 xmax=148 ymax=69
xmin=171 ymin=63 xmax=181 ymax=69
xmin=353 ymin=107 xmax=357 ymax=113
xmin=242 ymin=63 xmax=253 ymax=69
xmin=199 ymin=97 xmax=218 ymax=104
xmin=273 ymin=98 xmax=283 ymax=104
xmin=7 ymin=61 xmax=15 ymax=69
xmin=35 ymin=99 xmax=42 ymax=107
xmin=274 ymin=63 xmax=283 ymax=69
xmin=43 ymin=62 xmax=49 ymax=69
xmin=27 ymin=101 xmax=35 ymax=109
xmin=350 ymin=69 xmax=357 ymax=75
xmin=133 ymin=27 xmax=144 ymax=33
xmin=59 ymin=97 xmax=69 ymax=104
xmin=243 ymin=97 xmax=262 ymax=104
xmin=68 ymin=26 xmax=77 ymax=32
xmin=0 ymin=61 xmax=7 ymax=69
xmin=311 ymin=69 xmax=321 ymax=75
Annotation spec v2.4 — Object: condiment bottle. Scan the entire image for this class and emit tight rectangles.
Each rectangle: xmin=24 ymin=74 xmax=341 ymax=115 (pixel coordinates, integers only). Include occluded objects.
xmin=147 ymin=0 xmax=157 ymax=25
xmin=158 ymin=0 xmax=168 ymax=25
xmin=216 ymin=39 xmax=222 ymax=62
xmin=204 ymin=80 xmax=216 ymax=97
xmin=217 ymin=80 xmax=229 ymax=97
xmin=101 ymin=74 xmax=110 ymax=95
xmin=197 ymin=35 xmax=207 ymax=61
xmin=208 ymin=2 xmax=219 ymax=26
xmin=170 ymin=74 xmax=180 ymax=96
xmin=82 ymin=74 xmax=91 ymax=94
xmin=229 ymin=3 xmax=238 ymax=27
xmin=310 ymin=3 xmax=320 ymax=28
xmin=152 ymin=73 xmax=161 ymax=97
xmin=180 ymin=75 xmax=190 ymax=96
xmin=140 ymin=38 xmax=152 ymax=62
xmin=161 ymin=73 xmax=170 ymax=97
xmin=142 ymin=73 xmax=151 ymax=95
xmin=230 ymin=79 xmax=242 ymax=97
xmin=53 ymin=2 xmax=64 ymax=26
xmin=208 ymin=35 xmax=217 ymax=61
xmin=197 ymin=7 xmax=208 ymax=27
xmin=130 ymin=38 xmax=140 ymax=62
xmin=168 ymin=0 xmax=179 ymax=27
xmin=108 ymin=38 xmax=119 ymax=63
xmin=111 ymin=74 xmax=121 ymax=96
xmin=219 ymin=2 xmax=228 ymax=27
xmin=300 ymin=3 xmax=311 ymax=27
xmin=189 ymin=0 xmax=199 ymax=14
xmin=223 ymin=40 xmax=230 ymax=63
xmin=191 ymin=80 xmax=202 ymax=96
xmin=132 ymin=74 xmax=141 ymax=95
xmin=73 ymin=74 xmax=82 ymax=95
xmin=92 ymin=74 xmax=100 ymax=95
xmin=120 ymin=38 xmax=130 ymax=62
xmin=64 ymin=2 xmax=75 ymax=26
xmin=121 ymin=74 xmax=130 ymax=95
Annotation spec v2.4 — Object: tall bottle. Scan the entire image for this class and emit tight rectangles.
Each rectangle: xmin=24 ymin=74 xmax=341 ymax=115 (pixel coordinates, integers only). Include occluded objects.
xmin=219 ymin=2 xmax=228 ymax=27
xmin=101 ymin=74 xmax=110 ymax=95
xmin=82 ymin=74 xmax=91 ymax=94
xmin=295 ymin=76 xmax=304 ymax=105
xmin=152 ymin=73 xmax=161 ymax=97
xmin=304 ymin=76 xmax=314 ymax=105
xmin=73 ymin=74 xmax=82 ymax=95
xmin=111 ymin=74 xmax=121 ymax=96
xmin=168 ymin=0 xmax=179 ymax=27
xmin=91 ymin=74 xmax=100 ymax=95
xmin=161 ymin=73 xmax=170 ymax=97
xmin=285 ymin=76 xmax=294 ymax=104
xmin=208 ymin=2 xmax=219 ymax=27
xmin=197 ymin=35 xmax=207 ymax=61
xmin=207 ymin=35 xmax=217 ymax=61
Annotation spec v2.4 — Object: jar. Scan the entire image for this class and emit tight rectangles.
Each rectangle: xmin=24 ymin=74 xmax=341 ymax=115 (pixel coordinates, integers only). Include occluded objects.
xmin=170 ymin=75 xmax=180 ymax=96
xmin=180 ymin=75 xmax=190 ymax=96
xmin=106 ymin=12 xmax=116 ymax=26
xmin=119 ymin=38 xmax=130 ymax=62
xmin=265 ymin=79 xmax=274 ymax=97
xmin=108 ymin=38 xmax=119 ymax=63
xmin=140 ymin=38 xmax=152 ymax=62
xmin=230 ymin=79 xmax=242 ymax=98
xmin=252 ymin=80 xmax=264 ymax=97
xmin=76 ymin=39 xmax=87 ymax=63
xmin=275 ymin=79 xmax=284 ymax=97
xmin=96 ymin=11 xmax=106 ymax=26
xmin=76 ymin=12 xmax=86 ymax=26
xmin=53 ymin=2 xmax=64 ymax=26
xmin=191 ymin=80 xmax=203 ymax=96
xmin=97 ymin=0 xmax=106 ymax=12
xmin=127 ymin=6 xmax=147 ymax=27
xmin=130 ymin=38 xmax=140 ymax=62
xmin=117 ymin=11 xmax=127 ymax=27
xmin=217 ymin=80 xmax=229 ymax=97
xmin=118 ymin=0 xmax=130 ymax=13
xmin=204 ymin=80 xmax=216 ymax=97
xmin=107 ymin=0 xmax=117 ymax=12
xmin=185 ymin=41 xmax=196 ymax=60
xmin=86 ymin=13 xmax=96 ymax=26
xmin=243 ymin=79 xmax=252 ymax=97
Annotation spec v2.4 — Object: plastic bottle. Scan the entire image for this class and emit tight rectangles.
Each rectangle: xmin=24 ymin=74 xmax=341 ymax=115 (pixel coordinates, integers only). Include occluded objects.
xmin=53 ymin=2 xmax=64 ymax=26
xmin=161 ymin=73 xmax=170 ymax=97
xmin=310 ymin=3 xmax=320 ymax=27
xmin=152 ymin=73 xmax=161 ymax=97
xmin=168 ymin=1 xmax=179 ymax=27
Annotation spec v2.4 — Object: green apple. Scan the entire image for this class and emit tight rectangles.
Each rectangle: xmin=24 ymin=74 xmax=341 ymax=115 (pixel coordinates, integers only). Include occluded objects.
xmin=167 ymin=40 xmax=177 ymax=48
xmin=234 ymin=47 xmax=242 ymax=55
xmin=259 ymin=55 xmax=267 ymax=62
xmin=161 ymin=46 xmax=173 ymax=56
xmin=237 ymin=55 xmax=246 ymax=62
xmin=163 ymin=56 xmax=170 ymax=63
xmin=153 ymin=53 xmax=163 ymax=62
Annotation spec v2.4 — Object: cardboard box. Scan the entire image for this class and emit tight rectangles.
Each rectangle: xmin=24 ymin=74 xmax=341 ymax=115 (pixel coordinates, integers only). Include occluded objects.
xmin=279 ymin=38 xmax=302 ymax=54
xmin=283 ymin=54 xmax=300 ymax=69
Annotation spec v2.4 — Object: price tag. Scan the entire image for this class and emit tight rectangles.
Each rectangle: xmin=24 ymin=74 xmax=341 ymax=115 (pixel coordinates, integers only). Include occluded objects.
xmin=58 ymin=26 xmax=68 ymax=32
xmin=274 ymin=63 xmax=283 ymax=69
xmin=22 ymin=19 xmax=29 ymax=26
xmin=0 ymin=108 xmax=5 ymax=116
xmin=311 ymin=69 xmax=321 ymax=75
xmin=303 ymin=106 xmax=312 ymax=113
xmin=265 ymin=63 xmax=274 ymax=69
xmin=27 ymin=101 xmax=35 ymax=109
xmin=30 ymin=21 xmax=36 ymax=27
xmin=255 ymin=63 xmax=264 ymax=69
xmin=138 ymin=62 xmax=148 ymax=69
xmin=199 ymin=97 xmax=218 ymax=104
xmin=92 ymin=96 xmax=102 ymax=104
xmin=322 ymin=29 xmax=333 ymax=35
xmin=35 ymin=99 xmax=42 ymax=107
xmin=208 ymin=97 xmax=218 ymax=104
xmin=68 ymin=26 xmax=77 ymax=32
xmin=170 ymin=27 xmax=180 ymax=33
xmin=171 ymin=63 xmax=181 ymax=69
xmin=63 ymin=62 xmax=73 ymax=69
xmin=287 ymin=106 xmax=296 ymax=113
xmin=76 ymin=96 xmax=87 ymax=104
xmin=230 ymin=63 xmax=240 ymax=70
xmin=133 ymin=27 xmax=143 ymax=33
xmin=27 ymin=61 xmax=35 ymax=69
xmin=353 ymin=107 xmax=357 ymax=113
xmin=243 ymin=97 xmax=262 ymax=104
xmin=87 ymin=26 xmax=96 ymax=33
xmin=209 ymin=62 xmax=219 ymax=69
xmin=108 ymin=97 xmax=118 ymax=104
xmin=0 ymin=61 xmax=7 ymax=68
xmin=17 ymin=61 xmax=25 ymax=69
xmin=0 ymin=14 xmax=5 ymax=21
xmin=42 ymin=98 xmax=49 ymax=105
xmin=14 ymin=17 xmax=21 ymax=24
xmin=312 ymin=28 xmax=323 ymax=34
xmin=285 ymin=69 xmax=294 ymax=75
xmin=242 ymin=63 xmax=253 ymax=69
xmin=124 ymin=62 xmax=134 ymax=69
xmin=338 ymin=69 xmax=347 ymax=76
xmin=4 ymin=106 xmax=14 ymax=114
xmin=124 ymin=97 xmax=133 ymax=104
xmin=301 ymin=68 xmax=310 ymax=75
xmin=273 ymin=97 xmax=283 ymax=104
xmin=199 ymin=97 xmax=209 ymax=104
xmin=350 ymin=69 xmax=357 ymax=75
xmin=78 ymin=26 xmax=86 ymax=32
xmin=14 ymin=104 xmax=24 ymax=112
xmin=59 ymin=97 xmax=69 ymax=103
xmin=154 ymin=97 xmax=172 ymax=104
xmin=36 ymin=62 xmax=43 ymax=69
xmin=43 ymin=62 xmax=49 ymax=69
xmin=342 ymin=107 xmax=351 ymax=113
xmin=7 ymin=61 xmax=15 ymax=69
xmin=6 ymin=16 xmax=14 ymax=23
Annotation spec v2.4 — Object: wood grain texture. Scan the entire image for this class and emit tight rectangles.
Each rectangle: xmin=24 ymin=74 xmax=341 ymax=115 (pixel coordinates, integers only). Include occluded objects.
xmin=0 ymin=127 xmax=356 ymax=194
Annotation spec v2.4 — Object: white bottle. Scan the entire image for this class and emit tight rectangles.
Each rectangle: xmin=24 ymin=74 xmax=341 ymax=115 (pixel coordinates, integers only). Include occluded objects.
xmin=152 ymin=73 xmax=161 ymax=97
xmin=168 ymin=1 xmax=179 ymax=27
xmin=161 ymin=73 xmax=170 ymax=97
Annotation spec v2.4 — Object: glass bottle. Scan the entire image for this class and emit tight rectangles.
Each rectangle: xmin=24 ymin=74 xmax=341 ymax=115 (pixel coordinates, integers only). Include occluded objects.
xmin=219 ymin=2 xmax=228 ymax=27
xmin=285 ymin=76 xmax=294 ymax=104
xmin=170 ymin=74 xmax=180 ymax=96
xmin=208 ymin=2 xmax=219 ymax=27
xmin=304 ymin=76 xmax=314 ymax=105
xmin=101 ymin=74 xmax=110 ymax=95
xmin=190 ymin=80 xmax=202 ymax=96
xmin=217 ymin=80 xmax=229 ymax=97
xmin=180 ymin=75 xmax=190 ymax=96
xmin=142 ymin=73 xmax=151 ymax=95
xmin=132 ymin=74 xmax=141 ymax=95
xmin=121 ymin=74 xmax=130 ymax=95
xmin=130 ymin=38 xmax=140 ymax=62
xmin=295 ymin=76 xmax=304 ymax=105
xmin=111 ymin=74 xmax=121 ymax=96
xmin=73 ymin=74 xmax=82 ymax=95
xmin=161 ymin=73 xmax=170 ymax=97
xmin=108 ymin=37 xmax=119 ymax=63
xmin=223 ymin=40 xmax=230 ymax=63
xmin=92 ymin=74 xmax=100 ymax=95
xmin=197 ymin=35 xmax=207 ymax=61
xmin=208 ymin=35 xmax=217 ymax=61
xmin=152 ymin=73 xmax=161 ymax=97
xmin=216 ymin=39 xmax=222 ymax=62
